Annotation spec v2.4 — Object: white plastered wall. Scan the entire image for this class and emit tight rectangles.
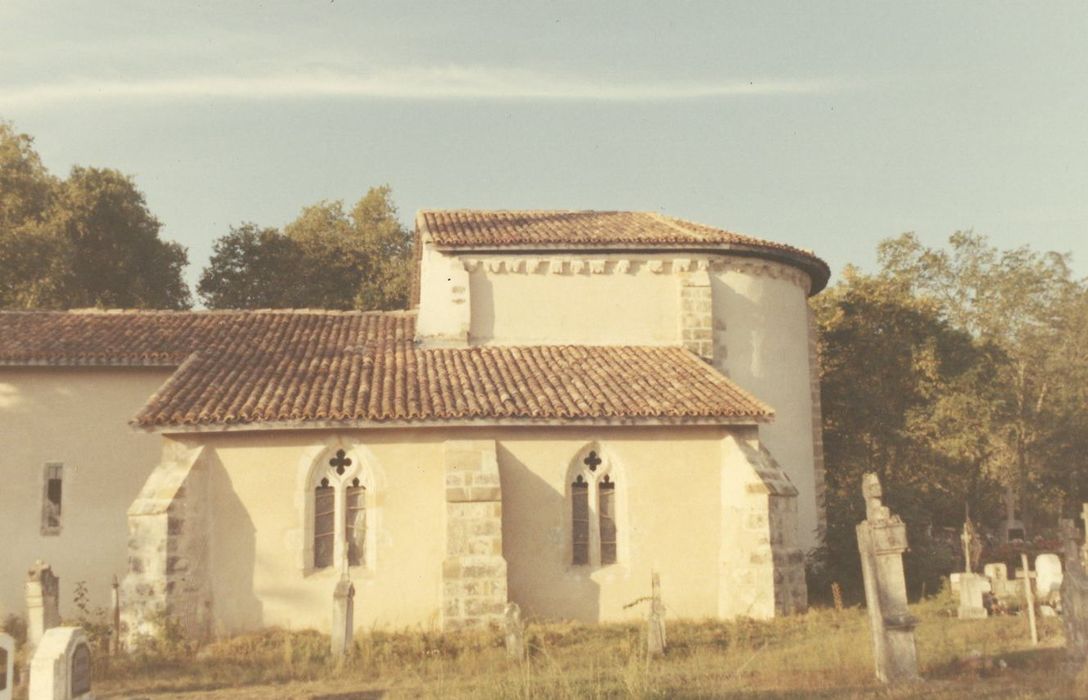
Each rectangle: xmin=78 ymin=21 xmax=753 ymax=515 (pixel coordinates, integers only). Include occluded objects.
xmin=0 ymin=368 xmax=172 ymax=618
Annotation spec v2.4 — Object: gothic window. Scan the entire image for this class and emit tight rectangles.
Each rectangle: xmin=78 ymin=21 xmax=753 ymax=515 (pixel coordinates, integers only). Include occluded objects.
xmin=569 ymin=448 xmax=620 ymax=568
xmin=310 ymin=448 xmax=371 ymax=571
xmin=41 ymin=463 xmax=63 ymax=535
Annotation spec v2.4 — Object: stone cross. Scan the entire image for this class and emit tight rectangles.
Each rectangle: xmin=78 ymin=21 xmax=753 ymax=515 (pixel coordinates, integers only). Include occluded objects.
xmin=29 ymin=627 xmax=93 ymax=700
xmin=1016 ymin=554 xmax=1039 ymax=646
xmin=646 ymin=572 xmax=666 ymax=658
xmin=26 ymin=561 xmax=60 ymax=649
xmin=1060 ymin=518 xmax=1088 ymax=662
xmin=503 ymin=603 xmax=526 ymax=661
xmin=1001 ymin=487 xmax=1025 ymax=542
xmin=856 ymin=473 xmax=919 ymax=684
xmin=0 ymin=632 xmax=14 ymax=700
xmin=961 ymin=517 xmax=981 ymax=574
xmin=331 ymin=552 xmax=355 ymax=659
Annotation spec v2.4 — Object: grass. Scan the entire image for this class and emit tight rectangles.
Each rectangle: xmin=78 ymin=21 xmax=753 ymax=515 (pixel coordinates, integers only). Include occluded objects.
xmin=61 ymin=593 xmax=1088 ymax=699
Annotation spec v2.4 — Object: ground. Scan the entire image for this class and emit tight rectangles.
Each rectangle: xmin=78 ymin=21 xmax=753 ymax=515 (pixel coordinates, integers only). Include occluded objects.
xmin=20 ymin=593 xmax=1088 ymax=699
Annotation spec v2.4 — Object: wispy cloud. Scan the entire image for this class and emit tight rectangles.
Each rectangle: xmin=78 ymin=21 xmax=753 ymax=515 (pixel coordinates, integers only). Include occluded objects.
xmin=0 ymin=66 xmax=836 ymax=107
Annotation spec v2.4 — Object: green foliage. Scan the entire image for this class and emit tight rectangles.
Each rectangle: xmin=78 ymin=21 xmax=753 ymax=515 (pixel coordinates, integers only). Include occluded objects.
xmin=0 ymin=121 xmax=191 ymax=309
xmin=198 ymin=185 xmax=413 ymax=310
xmin=68 ymin=580 xmax=113 ymax=651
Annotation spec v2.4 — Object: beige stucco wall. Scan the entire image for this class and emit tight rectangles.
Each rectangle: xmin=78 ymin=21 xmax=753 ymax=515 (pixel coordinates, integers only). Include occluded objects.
xmin=0 ymin=367 xmax=172 ymax=618
xmin=415 ymin=245 xmax=823 ymax=551
xmin=167 ymin=423 xmax=780 ymax=634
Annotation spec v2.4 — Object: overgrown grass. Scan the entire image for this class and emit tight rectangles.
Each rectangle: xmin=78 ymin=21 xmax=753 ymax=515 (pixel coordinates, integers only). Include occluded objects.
xmin=86 ymin=599 xmax=1085 ymax=699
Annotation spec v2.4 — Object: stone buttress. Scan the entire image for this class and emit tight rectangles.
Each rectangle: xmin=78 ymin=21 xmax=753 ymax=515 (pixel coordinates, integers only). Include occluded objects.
xmin=441 ymin=440 xmax=508 ymax=629
xmin=121 ymin=441 xmax=211 ymax=645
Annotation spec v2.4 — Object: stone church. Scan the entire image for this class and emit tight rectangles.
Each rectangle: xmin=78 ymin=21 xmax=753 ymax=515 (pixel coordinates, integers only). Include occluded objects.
xmin=0 ymin=210 xmax=828 ymax=641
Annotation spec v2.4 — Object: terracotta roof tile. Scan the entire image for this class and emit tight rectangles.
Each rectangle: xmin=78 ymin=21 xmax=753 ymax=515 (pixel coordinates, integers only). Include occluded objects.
xmin=0 ymin=310 xmax=773 ymax=427
xmin=417 ymin=209 xmax=829 ymax=293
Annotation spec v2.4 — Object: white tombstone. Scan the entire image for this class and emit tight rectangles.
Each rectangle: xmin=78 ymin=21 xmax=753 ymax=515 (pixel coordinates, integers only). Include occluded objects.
xmin=29 ymin=627 xmax=93 ymax=700
xmin=958 ymin=573 xmax=991 ymax=619
xmin=1036 ymin=553 xmax=1063 ymax=602
xmin=984 ymin=563 xmax=1011 ymax=597
xmin=0 ymin=632 xmax=14 ymax=700
xmin=950 ymin=572 xmax=962 ymax=595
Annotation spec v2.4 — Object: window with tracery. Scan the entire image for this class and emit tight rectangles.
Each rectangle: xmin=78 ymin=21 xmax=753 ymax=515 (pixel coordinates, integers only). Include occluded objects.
xmin=312 ymin=448 xmax=368 ymax=570
xmin=569 ymin=448 xmax=619 ymax=567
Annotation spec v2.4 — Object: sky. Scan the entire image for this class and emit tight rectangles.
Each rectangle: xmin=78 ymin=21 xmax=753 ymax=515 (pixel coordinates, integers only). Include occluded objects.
xmin=2 ymin=1 xmax=1087 ymax=298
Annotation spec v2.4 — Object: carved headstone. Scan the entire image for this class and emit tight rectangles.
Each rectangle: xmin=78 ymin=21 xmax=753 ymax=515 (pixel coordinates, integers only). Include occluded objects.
xmin=0 ymin=632 xmax=14 ymax=700
xmin=1059 ymin=519 xmax=1088 ymax=662
xmin=958 ymin=573 xmax=991 ymax=619
xmin=26 ymin=561 xmax=60 ymax=649
xmin=1036 ymin=553 xmax=1063 ymax=604
xmin=29 ymin=627 xmax=93 ymax=700
xmin=331 ymin=554 xmax=355 ymax=659
xmin=984 ymin=563 xmax=1012 ymax=598
xmin=504 ymin=603 xmax=526 ymax=661
xmin=647 ymin=572 xmax=666 ymax=658
xmin=856 ymin=474 xmax=919 ymax=684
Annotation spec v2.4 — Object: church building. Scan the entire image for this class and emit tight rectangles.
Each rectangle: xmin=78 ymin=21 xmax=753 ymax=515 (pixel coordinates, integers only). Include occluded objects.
xmin=0 ymin=210 xmax=828 ymax=641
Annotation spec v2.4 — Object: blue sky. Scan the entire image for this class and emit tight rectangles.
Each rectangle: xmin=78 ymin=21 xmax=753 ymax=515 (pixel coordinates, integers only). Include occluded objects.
xmin=2 ymin=2 xmax=1086 ymax=296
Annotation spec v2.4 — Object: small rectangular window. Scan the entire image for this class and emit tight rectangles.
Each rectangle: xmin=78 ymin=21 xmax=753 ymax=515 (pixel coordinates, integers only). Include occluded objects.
xmin=572 ymin=479 xmax=590 ymax=565
xmin=314 ymin=484 xmax=335 ymax=569
xmin=41 ymin=463 xmax=63 ymax=535
xmin=599 ymin=480 xmax=617 ymax=565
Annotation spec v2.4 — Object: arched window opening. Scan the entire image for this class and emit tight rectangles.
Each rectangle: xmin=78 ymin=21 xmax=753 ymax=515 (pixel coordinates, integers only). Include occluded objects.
xmin=310 ymin=447 xmax=371 ymax=571
xmin=569 ymin=447 xmax=620 ymax=568
xmin=314 ymin=479 xmax=335 ymax=569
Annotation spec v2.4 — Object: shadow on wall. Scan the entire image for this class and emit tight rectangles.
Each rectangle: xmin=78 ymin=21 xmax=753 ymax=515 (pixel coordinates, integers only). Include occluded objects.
xmin=711 ymin=275 xmax=762 ymax=384
xmin=497 ymin=444 xmax=600 ymax=622
xmin=204 ymin=449 xmax=263 ymax=634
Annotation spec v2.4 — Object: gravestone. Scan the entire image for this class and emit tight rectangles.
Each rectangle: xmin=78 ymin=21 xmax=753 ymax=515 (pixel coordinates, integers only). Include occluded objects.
xmin=29 ymin=627 xmax=93 ymax=700
xmin=958 ymin=574 xmax=991 ymax=619
xmin=646 ymin=572 xmax=666 ymax=658
xmin=855 ymin=474 xmax=919 ymax=684
xmin=503 ymin=603 xmax=526 ymax=661
xmin=1016 ymin=555 xmax=1039 ymax=645
xmin=1001 ymin=487 xmax=1025 ymax=543
xmin=1036 ymin=553 xmax=1063 ymax=604
xmin=26 ymin=561 xmax=60 ymax=648
xmin=0 ymin=632 xmax=14 ymax=700
xmin=330 ymin=554 xmax=354 ymax=660
xmin=984 ymin=563 xmax=1012 ymax=598
xmin=1059 ymin=519 xmax=1088 ymax=662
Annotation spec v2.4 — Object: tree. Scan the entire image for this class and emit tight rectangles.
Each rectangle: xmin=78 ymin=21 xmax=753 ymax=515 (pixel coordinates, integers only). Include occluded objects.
xmin=0 ymin=122 xmax=191 ymax=309
xmin=811 ymin=267 xmax=1005 ymax=600
xmin=199 ymin=186 xmax=413 ymax=310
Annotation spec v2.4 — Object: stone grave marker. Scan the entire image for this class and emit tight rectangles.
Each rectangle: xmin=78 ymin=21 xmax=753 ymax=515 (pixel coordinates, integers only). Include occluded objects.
xmin=1060 ymin=519 xmax=1088 ymax=663
xmin=504 ymin=603 xmax=526 ymax=661
xmin=646 ymin=572 xmax=666 ymax=658
xmin=26 ymin=561 xmax=60 ymax=648
xmin=331 ymin=553 xmax=355 ymax=660
xmin=957 ymin=520 xmax=990 ymax=619
xmin=856 ymin=473 xmax=919 ymax=684
xmin=1001 ymin=487 xmax=1025 ymax=543
xmin=984 ymin=563 xmax=1012 ymax=598
xmin=29 ymin=627 xmax=93 ymax=700
xmin=1016 ymin=554 xmax=1039 ymax=646
xmin=1036 ymin=553 xmax=1063 ymax=604
xmin=0 ymin=632 xmax=14 ymax=700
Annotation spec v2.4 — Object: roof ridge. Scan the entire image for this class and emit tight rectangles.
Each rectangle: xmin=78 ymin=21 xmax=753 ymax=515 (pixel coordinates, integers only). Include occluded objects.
xmin=0 ymin=308 xmax=417 ymax=317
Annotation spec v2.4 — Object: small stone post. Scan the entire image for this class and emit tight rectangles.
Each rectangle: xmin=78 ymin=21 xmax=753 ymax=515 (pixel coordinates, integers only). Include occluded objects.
xmin=856 ymin=474 xmax=919 ymax=684
xmin=331 ymin=553 xmax=355 ymax=660
xmin=1060 ymin=519 xmax=1088 ymax=663
xmin=110 ymin=575 xmax=122 ymax=655
xmin=647 ymin=572 xmax=666 ymax=658
xmin=25 ymin=561 xmax=60 ymax=649
xmin=504 ymin=603 xmax=526 ymax=661
xmin=1019 ymin=553 xmax=1039 ymax=646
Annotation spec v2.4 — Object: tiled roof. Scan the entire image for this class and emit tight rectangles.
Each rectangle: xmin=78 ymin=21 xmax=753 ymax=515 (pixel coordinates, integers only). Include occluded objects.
xmin=0 ymin=310 xmax=773 ymax=428
xmin=417 ymin=209 xmax=830 ymax=293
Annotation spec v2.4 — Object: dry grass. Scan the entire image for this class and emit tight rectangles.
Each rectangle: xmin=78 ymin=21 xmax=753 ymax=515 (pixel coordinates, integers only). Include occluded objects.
xmin=75 ymin=594 xmax=1084 ymax=699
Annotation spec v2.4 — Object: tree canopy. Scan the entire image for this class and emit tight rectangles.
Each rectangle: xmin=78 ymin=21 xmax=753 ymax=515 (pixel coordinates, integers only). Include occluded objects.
xmin=0 ymin=122 xmax=191 ymax=309
xmin=198 ymin=185 xmax=413 ymax=311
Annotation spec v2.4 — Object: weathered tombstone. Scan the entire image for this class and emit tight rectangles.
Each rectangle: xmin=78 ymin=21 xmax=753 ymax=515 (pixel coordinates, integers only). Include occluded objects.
xmin=957 ymin=519 xmax=990 ymax=619
xmin=1059 ymin=518 xmax=1088 ymax=663
xmin=330 ymin=553 xmax=354 ymax=660
xmin=0 ymin=632 xmax=14 ymax=700
xmin=856 ymin=474 xmax=919 ymax=684
xmin=1001 ymin=487 xmax=1025 ymax=543
xmin=29 ymin=627 xmax=93 ymax=700
xmin=646 ymin=572 xmax=666 ymax=658
xmin=26 ymin=561 xmax=61 ymax=649
xmin=949 ymin=572 xmax=962 ymax=596
xmin=984 ymin=563 xmax=1011 ymax=598
xmin=1036 ymin=553 xmax=1064 ymax=604
xmin=503 ymin=603 xmax=526 ymax=661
